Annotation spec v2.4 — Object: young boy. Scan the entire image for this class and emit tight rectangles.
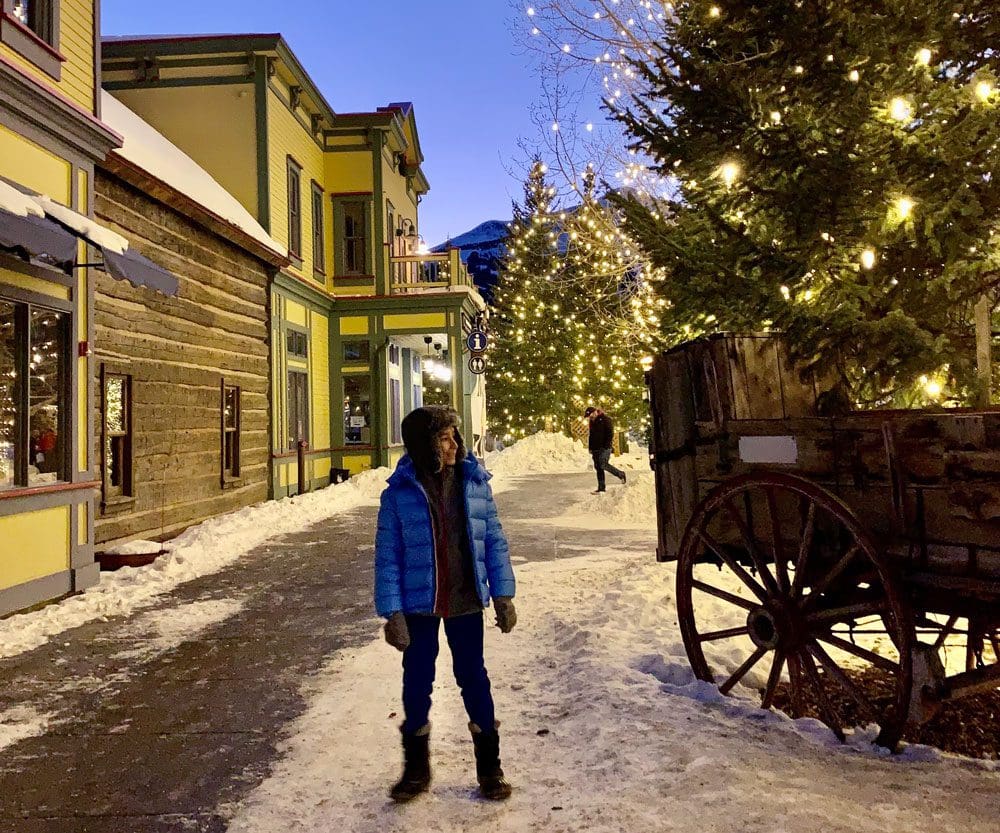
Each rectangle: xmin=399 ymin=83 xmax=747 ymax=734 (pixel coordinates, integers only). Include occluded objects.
xmin=374 ymin=406 xmax=517 ymax=802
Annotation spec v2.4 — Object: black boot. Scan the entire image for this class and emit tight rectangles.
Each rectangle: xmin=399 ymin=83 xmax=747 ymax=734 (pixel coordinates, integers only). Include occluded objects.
xmin=469 ymin=722 xmax=512 ymax=800
xmin=390 ymin=723 xmax=431 ymax=803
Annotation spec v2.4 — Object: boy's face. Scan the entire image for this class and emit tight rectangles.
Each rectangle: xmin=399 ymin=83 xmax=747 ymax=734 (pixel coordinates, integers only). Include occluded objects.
xmin=437 ymin=426 xmax=459 ymax=467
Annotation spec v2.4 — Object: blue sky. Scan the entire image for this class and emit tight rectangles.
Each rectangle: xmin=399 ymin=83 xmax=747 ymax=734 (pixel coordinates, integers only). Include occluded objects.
xmin=100 ymin=1 xmax=542 ymax=246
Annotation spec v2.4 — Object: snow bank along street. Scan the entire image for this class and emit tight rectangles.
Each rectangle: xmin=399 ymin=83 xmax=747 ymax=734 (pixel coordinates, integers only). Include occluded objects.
xmin=1 ymin=434 xmax=998 ymax=832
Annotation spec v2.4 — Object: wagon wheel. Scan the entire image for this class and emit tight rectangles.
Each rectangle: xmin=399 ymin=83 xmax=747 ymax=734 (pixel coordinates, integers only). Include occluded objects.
xmin=676 ymin=472 xmax=913 ymax=750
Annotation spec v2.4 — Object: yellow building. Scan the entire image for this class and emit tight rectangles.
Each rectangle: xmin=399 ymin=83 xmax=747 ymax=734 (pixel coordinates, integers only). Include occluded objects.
xmin=103 ymin=34 xmax=488 ymax=489
xmin=0 ymin=1 xmax=177 ymax=615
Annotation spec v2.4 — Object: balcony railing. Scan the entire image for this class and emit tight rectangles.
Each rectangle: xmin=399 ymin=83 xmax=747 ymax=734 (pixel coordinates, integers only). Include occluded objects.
xmin=389 ymin=249 xmax=471 ymax=295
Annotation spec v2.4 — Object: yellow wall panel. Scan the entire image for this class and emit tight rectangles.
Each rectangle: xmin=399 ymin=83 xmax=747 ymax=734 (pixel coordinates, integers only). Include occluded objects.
xmin=0 ymin=506 xmax=70 ymax=590
xmin=284 ymin=300 xmax=307 ymax=326
xmin=310 ymin=313 xmax=330 ymax=449
xmin=0 ymin=0 xmax=96 ymax=112
xmin=383 ymin=312 xmax=447 ymax=330
xmin=0 ymin=267 xmax=70 ymax=300
xmin=77 ymin=354 xmax=88 ymax=471
xmin=344 ymin=454 xmax=372 ymax=475
xmin=111 ymin=85 xmax=259 ymax=217
xmin=339 ymin=316 xmax=369 ymax=336
xmin=77 ymin=501 xmax=88 ymax=546
xmin=0 ymin=125 xmax=72 ymax=203
xmin=268 ymin=88 xmax=325 ymax=277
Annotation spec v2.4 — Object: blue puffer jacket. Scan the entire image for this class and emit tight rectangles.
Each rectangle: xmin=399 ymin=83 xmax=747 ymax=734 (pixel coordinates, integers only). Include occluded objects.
xmin=374 ymin=454 xmax=515 ymax=618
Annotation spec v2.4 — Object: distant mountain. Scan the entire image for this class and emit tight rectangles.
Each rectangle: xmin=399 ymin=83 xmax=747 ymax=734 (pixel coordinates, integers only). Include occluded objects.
xmin=433 ymin=220 xmax=509 ymax=304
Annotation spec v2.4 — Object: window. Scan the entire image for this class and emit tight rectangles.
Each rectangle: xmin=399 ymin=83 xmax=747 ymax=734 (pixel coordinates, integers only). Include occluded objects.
xmin=389 ymin=378 xmax=402 ymax=445
xmin=287 ymin=328 xmax=308 ymax=359
xmin=2 ymin=1 xmax=61 ymax=79
xmin=287 ymin=158 xmax=302 ymax=259
xmin=342 ymin=340 xmax=370 ymax=363
xmin=343 ymin=201 xmax=368 ymax=274
xmin=311 ymin=182 xmax=325 ymax=278
xmin=0 ymin=299 xmax=68 ymax=491
xmin=287 ymin=370 xmax=309 ymax=450
xmin=412 ymin=384 xmax=423 ymax=410
xmin=388 ymin=344 xmax=400 ymax=365
xmin=343 ymin=375 xmax=371 ymax=445
xmin=102 ymin=370 xmax=132 ymax=500
xmin=222 ymin=383 xmax=240 ymax=481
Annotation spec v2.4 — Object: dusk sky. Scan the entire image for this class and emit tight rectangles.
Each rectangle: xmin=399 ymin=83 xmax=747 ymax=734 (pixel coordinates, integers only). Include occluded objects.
xmin=101 ymin=1 xmax=543 ymax=246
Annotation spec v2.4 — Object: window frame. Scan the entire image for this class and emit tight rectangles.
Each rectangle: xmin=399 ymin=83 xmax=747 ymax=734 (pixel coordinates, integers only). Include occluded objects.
xmin=100 ymin=365 xmax=133 ymax=506
xmin=286 ymin=156 xmax=303 ymax=264
xmin=221 ymin=380 xmax=241 ymax=485
xmin=332 ymin=196 xmax=372 ymax=277
xmin=286 ymin=326 xmax=309 ymax=360
xmin=286 ymin=369 xmax=310 ymax=451
xmin=1 ymin=0 xmax=63 ymax=80
xmin=311 ymin=180 xmax=326 ymax=280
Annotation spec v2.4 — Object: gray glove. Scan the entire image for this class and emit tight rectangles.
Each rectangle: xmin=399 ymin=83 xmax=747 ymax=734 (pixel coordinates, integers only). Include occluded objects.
xmin=494 ymin=597 xmax=517 ymax=633
xmin=384 ymin=611 xmax=410 ymax=651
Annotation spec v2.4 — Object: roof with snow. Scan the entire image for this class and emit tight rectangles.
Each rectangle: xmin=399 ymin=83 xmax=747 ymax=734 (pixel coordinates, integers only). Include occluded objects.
xmin=100 ymin=91 xmax=286 ymax=260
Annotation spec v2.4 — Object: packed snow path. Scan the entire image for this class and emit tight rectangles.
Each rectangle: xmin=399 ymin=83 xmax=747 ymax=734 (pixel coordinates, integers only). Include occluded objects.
xmin=1 ymin=469 xmax=998 ymax=831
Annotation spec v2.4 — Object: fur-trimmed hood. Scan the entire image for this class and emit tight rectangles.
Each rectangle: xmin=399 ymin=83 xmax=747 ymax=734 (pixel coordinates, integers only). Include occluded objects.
xmin=400 ymin=406 xmax=467 ymax=474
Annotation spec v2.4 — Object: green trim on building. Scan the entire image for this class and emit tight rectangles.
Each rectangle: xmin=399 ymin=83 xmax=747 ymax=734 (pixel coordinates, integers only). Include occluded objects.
xmin=103 ymin=76 xmax=250 ymax=90
xmin=371 ymin=132 xmax=386 ymax=296
xmin=254 ymin=55 xmax=271 ymax=232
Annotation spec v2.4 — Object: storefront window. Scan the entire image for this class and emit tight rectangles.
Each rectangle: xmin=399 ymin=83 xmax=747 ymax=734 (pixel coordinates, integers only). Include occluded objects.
xmin=0 ymin=299 xmax=67 ymax=490
xmin=342 ymin=340 xmax=370 ymax=363
xmin=0 ymin=301 xmax=16 ymax=490
xmin=344 ymin=375 xmax=371 ymax=445
xmin=29 ymin=308 xmax=66 ymax=485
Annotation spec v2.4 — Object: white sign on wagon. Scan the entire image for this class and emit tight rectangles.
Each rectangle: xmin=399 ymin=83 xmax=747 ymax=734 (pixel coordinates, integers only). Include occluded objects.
xmin=738 ymin=436 xmax=798 ymax=465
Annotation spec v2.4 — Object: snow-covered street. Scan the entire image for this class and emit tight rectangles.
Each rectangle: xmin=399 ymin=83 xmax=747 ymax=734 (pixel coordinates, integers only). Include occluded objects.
xmin=1 ymin=436 xmax=998 ymax=831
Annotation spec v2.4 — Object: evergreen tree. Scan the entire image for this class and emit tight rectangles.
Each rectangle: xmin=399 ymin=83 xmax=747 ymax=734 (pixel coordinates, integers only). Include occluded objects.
xmin=609 ymin=1 xmax=1000 ymax=404
xmin=563 ymin=168 xmax=661 ymax=432
xmin=488 ymin=161 xmax=584 ymax=439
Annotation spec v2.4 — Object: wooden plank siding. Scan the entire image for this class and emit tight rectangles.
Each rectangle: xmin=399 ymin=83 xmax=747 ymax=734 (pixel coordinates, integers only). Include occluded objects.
xmin=92 ymin=172 xmax=274 ymax=548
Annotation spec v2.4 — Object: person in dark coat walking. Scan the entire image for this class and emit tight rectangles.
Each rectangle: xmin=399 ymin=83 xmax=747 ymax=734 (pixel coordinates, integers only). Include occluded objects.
xmin=585 ymin=406 xmax=627 ymax=493
xmin=375 ymin=406 xmax=517 ymax=803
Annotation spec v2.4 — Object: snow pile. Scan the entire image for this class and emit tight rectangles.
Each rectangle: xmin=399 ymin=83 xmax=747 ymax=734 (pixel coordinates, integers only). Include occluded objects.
xmin=226 ymin=549 xmax=999 ymax=833
xmin=0 ymin=179 xmax=44 ymax=217
xmin=557 ymin=469 xmax=657 ymax=529
xmin=0 ymin=472 xmax=390 ymax=661
xmin=102 ymin=539 xmax=169 ymax=556
xmin=485 ymin=431 xmax=591 ymax=476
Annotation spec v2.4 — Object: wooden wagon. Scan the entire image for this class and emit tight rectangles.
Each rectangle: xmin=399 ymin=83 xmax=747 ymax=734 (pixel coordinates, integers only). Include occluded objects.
xmin=646 ymin=333 xmax=1000 ymax=749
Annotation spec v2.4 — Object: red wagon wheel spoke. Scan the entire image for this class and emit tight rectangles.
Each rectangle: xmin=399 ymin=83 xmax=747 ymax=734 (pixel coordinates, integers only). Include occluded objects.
xmin=798 ymin=650 xmax=846 ymax=742
xmin=719 ymin=645 xmax=769 ymax=695
xmin=765 ymin=487 xmax=790 ymax=592
xmin=802 ymin=544 xmax=861 ymax=609
xmin=691 ymin=579 xmax=756 ymax=611
xmin=676 ymin=472 xmax=912 ymax=751
xmin=696 ymin=529 xmax=769 ymax=603
xmin=760 ymin=649 xmax=787 ymax=709
xmin=789 ymin=502 xmax=816 ymax=598
xmin=723 ymin=499 xmax=780 ymax=597
xmin=699 ymin=626 xmax=750 ymax=643
xmin=806 ymin=640 xmax=880 ymax=723
xmin=817 ymin=632 xmax=900 ymax=673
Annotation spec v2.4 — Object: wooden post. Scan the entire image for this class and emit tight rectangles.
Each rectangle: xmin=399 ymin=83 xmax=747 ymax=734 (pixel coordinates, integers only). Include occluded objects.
xmin=975 ymin=293 xmax=993 ymax=407
xmin=297 ymin=439 xmax=308 ymax=495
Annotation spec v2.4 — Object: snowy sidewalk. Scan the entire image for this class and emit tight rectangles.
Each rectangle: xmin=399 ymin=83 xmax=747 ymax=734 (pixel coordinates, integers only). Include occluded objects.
xmin=1 ymin=459 xmax=999 ymax=832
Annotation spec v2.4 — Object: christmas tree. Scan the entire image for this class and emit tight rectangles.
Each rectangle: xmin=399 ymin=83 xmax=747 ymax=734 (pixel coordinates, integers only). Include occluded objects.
xmin=608 ymin=1 xmax=1000 ymax=404
xmin=488 ymin=161 xmax=583 ymax=439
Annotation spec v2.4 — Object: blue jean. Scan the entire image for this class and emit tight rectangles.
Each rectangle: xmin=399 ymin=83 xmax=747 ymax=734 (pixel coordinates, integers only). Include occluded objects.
xmin=401 ymin=613 xmax=496 ymax=735
xmin=592 ymin=449 xmax=625 ymax=491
